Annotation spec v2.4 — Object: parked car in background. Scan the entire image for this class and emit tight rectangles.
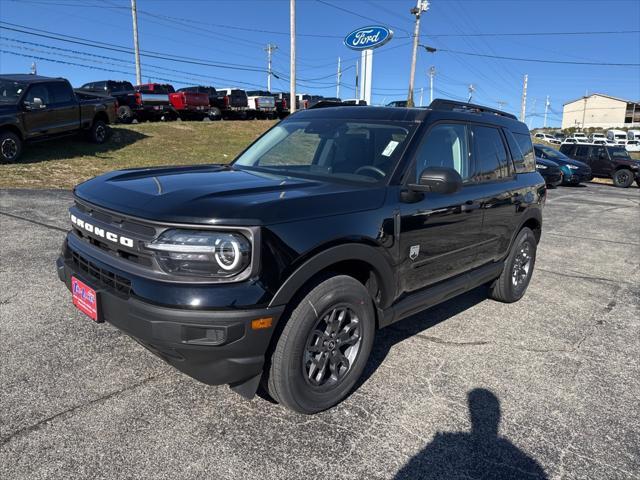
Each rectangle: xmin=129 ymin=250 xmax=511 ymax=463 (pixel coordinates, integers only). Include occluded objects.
xmin=607 ymin=129 xmax=627 ymax=145
xmin=78 ymin=80 xmax=139 ymax=124
xmin=559 ymin=143 xmax=639 ymax=188
xmin=246 ymin=90 xmax=277 ymax=119
xmin=0 ymin=74 xmax=116 ymax=163
xmin=535 ymin=157 xmax=563 ymax=187
xmin=561 ymin=138 xmax=578 ymax=145
xmin=624 ymin=140 xmax=640 ymax=152
xmin=626 ymin=129 xmax=640 ymax=141
xmin=387 ymin=100 xmax=407 ymax=107
xmin=296 ymin=94 xmax=324 ymax=109
xmin=534 ymin=132 xmax=561 ymax=144
xmin=589 ymin=132 xmax=606 ymax=143
xmin=343 ymin=99 xmax=367 ymax=105
xmin=169 ymin=89 xmax=210 ymax=121
xmin=569 ymin=132 xmax=589 ymax=143
xmin=177 ymin=86 xmax=224 ymax=120
xmin=534 ymin=145 xmax=592 ymax=186
xmin=134 ymin=83 xmax=174 ymax=121
xmin=554 ymin=132 xmax=566 ymax=142
xmin=217 ymin=88 xmax=250 ymax=119
xmin=271 ymin=92 xmax=291 ymax=118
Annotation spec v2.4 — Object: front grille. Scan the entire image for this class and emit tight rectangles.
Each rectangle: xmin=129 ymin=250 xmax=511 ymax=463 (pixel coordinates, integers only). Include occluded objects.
xmin=70 ymin=249 xmax=132 ymax=297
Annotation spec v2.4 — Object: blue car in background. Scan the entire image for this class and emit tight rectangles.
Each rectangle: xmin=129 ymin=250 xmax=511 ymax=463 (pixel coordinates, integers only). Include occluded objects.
xmin=534 ymin=145 xmax=593 ymax=185
xmin=535 ymin=157 xmax=563 ymax=187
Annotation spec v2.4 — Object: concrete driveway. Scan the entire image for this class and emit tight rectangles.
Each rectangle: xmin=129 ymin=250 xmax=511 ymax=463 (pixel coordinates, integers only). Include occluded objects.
xmin=1 ymin=183 xmax=639 ymax=480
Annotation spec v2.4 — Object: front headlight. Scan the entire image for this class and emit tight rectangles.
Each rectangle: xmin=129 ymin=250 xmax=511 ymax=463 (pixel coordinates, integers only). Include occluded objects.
xmin=146 ymin=229 xmax=251 ymax=278
xmin=567 ymin=164 xmax=579 ymax=170
xmin=536 ymin=164 xmax=548 ymax=170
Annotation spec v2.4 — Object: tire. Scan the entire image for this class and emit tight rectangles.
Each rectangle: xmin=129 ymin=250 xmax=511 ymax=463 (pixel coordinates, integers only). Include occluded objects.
xmin=612 ymin=169 xmax=633 ymax=188
xmin=490 ymin=227 xmax=537 ymax=303
xmin=208 ymin=107 xmax=222 ymax=121
xmin=0 ymin=131 xmax=22 ymax=163
xmin=88 ymin=119 xmax=109 ymax=144
xmin=117 ymin=105 xmax=133 ymax=124
xmin=267 ymin=275 xmax=375 ymax=414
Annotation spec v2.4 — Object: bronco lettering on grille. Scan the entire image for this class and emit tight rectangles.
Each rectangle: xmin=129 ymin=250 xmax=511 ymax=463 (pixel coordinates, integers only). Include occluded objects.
xmin=71 ymin=214 xmax=134 ymax=248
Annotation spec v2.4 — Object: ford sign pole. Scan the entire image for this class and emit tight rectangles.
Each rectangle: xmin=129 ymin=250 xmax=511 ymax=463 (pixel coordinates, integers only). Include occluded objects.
xmin=344 ymin=26 xmax=393 ymax=106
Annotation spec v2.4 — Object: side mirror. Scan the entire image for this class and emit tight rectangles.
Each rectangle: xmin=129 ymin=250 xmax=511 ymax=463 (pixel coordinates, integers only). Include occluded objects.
xmin=25 ymin=97 xmax=44 ymax=109
xmin=409 ymin=167 xmax=463 ymax=194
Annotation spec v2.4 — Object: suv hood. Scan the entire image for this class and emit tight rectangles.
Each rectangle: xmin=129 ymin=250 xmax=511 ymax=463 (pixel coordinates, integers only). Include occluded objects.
xmin=74 ymin=165 xmax=386 ymax=225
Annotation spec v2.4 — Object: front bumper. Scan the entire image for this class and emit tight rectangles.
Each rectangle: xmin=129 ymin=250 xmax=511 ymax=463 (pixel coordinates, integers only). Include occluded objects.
xmin=563 ymin=172 xmax=593 ymax=184
xmin=56 ymin=253 xmax=284 ymax=389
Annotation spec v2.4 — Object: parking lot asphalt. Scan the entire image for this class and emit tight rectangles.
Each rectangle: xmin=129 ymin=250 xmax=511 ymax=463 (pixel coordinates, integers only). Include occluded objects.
xmin=1 ymin=183 xmax=639 ymax=480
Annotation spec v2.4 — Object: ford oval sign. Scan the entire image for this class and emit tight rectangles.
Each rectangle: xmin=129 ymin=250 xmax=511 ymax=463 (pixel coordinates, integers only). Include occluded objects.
xmin=344 ymin=26 xmax=393 ymax=50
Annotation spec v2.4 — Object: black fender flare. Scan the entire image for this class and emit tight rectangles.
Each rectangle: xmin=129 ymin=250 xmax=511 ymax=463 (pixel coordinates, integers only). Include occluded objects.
xmin=510 ymin=206 xmax=542 ymax=250
xmin=268 ymin=243 xmax=396 ymax=309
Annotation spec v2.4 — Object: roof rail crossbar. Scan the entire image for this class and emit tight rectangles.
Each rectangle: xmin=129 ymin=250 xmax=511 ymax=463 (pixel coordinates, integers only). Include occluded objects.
xmin=429 ymin=98 xmax=518 ymax=120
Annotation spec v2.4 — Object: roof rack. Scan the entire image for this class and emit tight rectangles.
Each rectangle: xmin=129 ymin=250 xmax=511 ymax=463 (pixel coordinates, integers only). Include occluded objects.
xmin=429 ymin=98 xmax=518 ymax=120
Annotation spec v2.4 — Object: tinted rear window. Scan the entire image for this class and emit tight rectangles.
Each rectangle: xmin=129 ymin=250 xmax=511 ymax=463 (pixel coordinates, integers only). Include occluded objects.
xmin=109 ymin=81 xmax=134 ymax=93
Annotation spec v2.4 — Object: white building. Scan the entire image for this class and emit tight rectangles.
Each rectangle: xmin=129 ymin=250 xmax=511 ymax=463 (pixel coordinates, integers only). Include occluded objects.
xmin=562 ymin=93 xmax=640 ymax=129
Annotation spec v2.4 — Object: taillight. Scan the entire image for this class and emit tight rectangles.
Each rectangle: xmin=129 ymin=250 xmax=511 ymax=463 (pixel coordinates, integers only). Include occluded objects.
xmin=255 ymin=98 xmax=260 ymax=108
xmin=282 ymin=97 xmax=287 ymax=110
xmin=224 ymin=95 xmax=229 ymax=108
xmin=304 ymin=100 xmax=309 ymax=109
xmin=135 ymin=92 xmax=142 ymax=105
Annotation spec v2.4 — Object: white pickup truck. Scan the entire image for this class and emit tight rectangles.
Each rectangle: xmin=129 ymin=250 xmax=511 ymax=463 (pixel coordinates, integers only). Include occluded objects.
xmin=246 ymin=90 xmax=276 ymax=119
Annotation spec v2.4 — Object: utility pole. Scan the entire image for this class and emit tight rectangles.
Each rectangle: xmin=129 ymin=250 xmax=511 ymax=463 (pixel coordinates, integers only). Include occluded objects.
xmin=520 ymin=74 xmax=528 ymax=121
xmin=355 ymin=59 xmax=359 ymax=98
xmin=336 ymin=57 xmax=341 ymax=98
xmin=407 ymin=0 xmax=429 ymax=107
xmin=467 ymin=84 xmax=475 ymax=103
xmin=543 ymin=95 xmax=550 ymax=128
xmin=130 ymin=0 xmax=142 ymax=85
xmin=30 ymin=62 xmax=37 ymax=75
xmin=265 ymin=43 xmax=278 ymax=92
xmin=419 ymin=87 xmax=424 ymax=107
xmin=581 ymin=96 xmax=588 ymax=130
xmin=289 ymin=0 xmax=296 ymax=113
xmin=428 ymin=65 xmax=435 ymax=104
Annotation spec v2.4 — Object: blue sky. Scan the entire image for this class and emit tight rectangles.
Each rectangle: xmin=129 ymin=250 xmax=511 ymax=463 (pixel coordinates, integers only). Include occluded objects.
xmin=1 ymin=0 xmax=639 ymax=128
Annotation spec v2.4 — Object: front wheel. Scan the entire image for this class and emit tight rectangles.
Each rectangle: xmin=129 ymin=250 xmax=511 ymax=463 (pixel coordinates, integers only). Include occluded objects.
xmin=490 ymin=227 xmax=537 ymax=303
xmin=266 ymin=275 xmax=375 ymax=414
xmin=612 ymin=169 xmax=633 ymax=188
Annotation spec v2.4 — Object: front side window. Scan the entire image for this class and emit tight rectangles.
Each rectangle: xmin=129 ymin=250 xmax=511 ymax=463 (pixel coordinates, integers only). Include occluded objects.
xmin=234 ymin=119 xmax=416 ymax=184
xmin=609 ymin=147 xmax=631 ymax=159
xmin=414 ymin=123 xmax=471 ymax=182
xmin=471 ymin=126 xmax=509 ymax=182
xmin=25 ymin=84 xmax=51 ymax=105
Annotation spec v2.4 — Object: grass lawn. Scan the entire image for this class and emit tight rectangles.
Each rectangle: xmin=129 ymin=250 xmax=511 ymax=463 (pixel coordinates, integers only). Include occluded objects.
xmin=0 ymin=120 xmax=275 ymax=189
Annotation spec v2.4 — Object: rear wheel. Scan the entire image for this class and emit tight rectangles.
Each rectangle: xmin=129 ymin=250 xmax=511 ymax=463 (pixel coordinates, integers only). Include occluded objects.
xmin=267 ymin=275 xmax=375 ymax=414
xmin=490 ymin=227 xmax=537 ymax=303
xmin=612 ymin=169 xmax=633 ymax=188
xmin=88 ymin=120 xmax=109 ymax=144
xmin=0 ymin=131 xmax=22 ymax=163
xmin=117 ymin=105 xmax=133 ymax=124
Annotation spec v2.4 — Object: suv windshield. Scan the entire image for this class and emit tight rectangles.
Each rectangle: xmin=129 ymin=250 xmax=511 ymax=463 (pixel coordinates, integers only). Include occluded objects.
xmin=538 ymin=146 xmax=569 ymax=160
xmin=0 ymin=80 xmax=27 ymax=103
xmin=233 ymin=119 xmax=417 ymax=184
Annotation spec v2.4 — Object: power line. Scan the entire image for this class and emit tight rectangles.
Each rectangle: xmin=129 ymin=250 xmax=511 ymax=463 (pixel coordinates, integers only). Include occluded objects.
xmin=420 ymin=44 xmax=640 ymax=67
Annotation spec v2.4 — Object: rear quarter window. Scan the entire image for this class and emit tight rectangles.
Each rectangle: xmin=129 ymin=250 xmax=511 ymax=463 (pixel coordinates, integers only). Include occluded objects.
xmin=508 ymin=131 xmax=535 ymax=173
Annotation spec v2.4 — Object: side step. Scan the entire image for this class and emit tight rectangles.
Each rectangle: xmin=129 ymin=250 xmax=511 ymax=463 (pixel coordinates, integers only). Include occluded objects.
xmin=380 ymin=261 xmax=503 ymax=328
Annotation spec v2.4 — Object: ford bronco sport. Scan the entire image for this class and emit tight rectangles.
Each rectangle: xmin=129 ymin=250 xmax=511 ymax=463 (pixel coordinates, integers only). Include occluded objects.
xmin=56 ymin=99 xmax=545 ymax=414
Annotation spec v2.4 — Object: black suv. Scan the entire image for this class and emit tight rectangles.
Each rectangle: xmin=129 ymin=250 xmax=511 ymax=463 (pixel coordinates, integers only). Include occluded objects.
xmin=56 ymin=100 xmax=545 ymax=413
xmin=559 ymin=143 xmax=640 ymax=188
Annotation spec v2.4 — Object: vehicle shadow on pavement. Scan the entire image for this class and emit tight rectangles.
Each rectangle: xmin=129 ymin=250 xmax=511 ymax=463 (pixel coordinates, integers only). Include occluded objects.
xmin=394 ymin=388 xmax=548 ymax=480
xmin=359 ymin=285 xmax=490 ymax=387
xmin=16 ymin=128 xmax=148 ymax=164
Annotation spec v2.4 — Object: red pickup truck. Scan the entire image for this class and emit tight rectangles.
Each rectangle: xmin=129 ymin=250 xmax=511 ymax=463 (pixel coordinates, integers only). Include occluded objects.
xmin=134 ymin=83 xmax=209 ymax=121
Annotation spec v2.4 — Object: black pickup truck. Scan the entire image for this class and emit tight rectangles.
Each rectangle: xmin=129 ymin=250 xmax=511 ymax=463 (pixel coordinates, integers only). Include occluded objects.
xmin=56 ymin=99 xmax=545 ymax=413
xmin=78 ymin=80 xmax=139 ymax=124
xmin=0 ymin=74 xmax=117 ymax=163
